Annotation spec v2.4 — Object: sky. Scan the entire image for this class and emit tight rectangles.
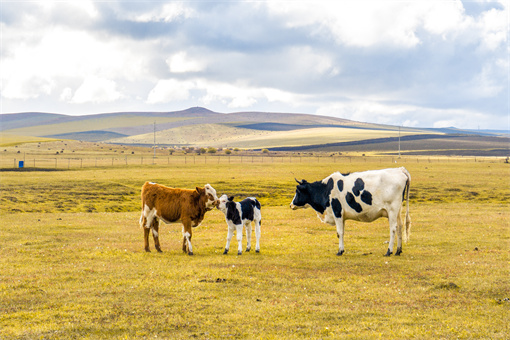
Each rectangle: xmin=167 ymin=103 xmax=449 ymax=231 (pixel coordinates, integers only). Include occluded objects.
xmin=1 ymin=0 xmax=508 ymax=130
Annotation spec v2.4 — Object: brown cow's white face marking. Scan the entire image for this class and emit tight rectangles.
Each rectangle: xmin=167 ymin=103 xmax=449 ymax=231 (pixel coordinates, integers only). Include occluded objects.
xmin=204 ymin=184 xmax=219 ymax=210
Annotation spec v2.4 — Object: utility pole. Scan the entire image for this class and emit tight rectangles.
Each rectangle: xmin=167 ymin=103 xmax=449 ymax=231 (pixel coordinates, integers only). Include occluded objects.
xmin=153 ymin=121 xmax=156 ymax=164
xmin=398 ymin=126 xmax=401 ymax=159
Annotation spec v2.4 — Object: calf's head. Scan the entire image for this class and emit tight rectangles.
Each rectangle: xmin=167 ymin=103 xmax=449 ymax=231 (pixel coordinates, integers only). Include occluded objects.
xmin=217 ymin=194 xmax=233 ymax=212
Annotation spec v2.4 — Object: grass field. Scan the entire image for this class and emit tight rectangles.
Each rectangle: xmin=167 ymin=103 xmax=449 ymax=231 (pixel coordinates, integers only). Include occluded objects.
xmin=1 ymin=157 xmax=509 ymax=339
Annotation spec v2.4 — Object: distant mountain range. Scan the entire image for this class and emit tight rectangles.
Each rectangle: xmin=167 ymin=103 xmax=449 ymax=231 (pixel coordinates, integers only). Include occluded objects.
xmin=1 ymin=107 xmax=508 ymax=156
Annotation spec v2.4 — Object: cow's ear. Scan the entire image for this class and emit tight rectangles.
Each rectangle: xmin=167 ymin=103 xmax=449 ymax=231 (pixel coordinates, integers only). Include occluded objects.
xmin=196 ymin=187 xmax=203 ymax=193
xmin=228 ymin=196 xmax=234 ymax=201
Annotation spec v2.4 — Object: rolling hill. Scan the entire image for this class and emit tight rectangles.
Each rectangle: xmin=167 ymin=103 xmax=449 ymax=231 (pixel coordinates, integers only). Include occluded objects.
xmin=1 ymin=107 xmax=508 ymax=155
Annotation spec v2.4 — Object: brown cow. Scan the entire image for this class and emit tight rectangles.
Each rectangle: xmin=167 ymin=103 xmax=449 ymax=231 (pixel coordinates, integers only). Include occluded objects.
xmin=139 ymin=182 xmax=218 ymax=255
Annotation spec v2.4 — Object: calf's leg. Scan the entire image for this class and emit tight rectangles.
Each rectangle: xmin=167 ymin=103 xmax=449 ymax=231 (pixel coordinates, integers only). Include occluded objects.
xmin=245 ymin=221 xmax=252 ymax=252
xmin=151 ymin=218 xmax=162 ymax=253
xmin=235 ymin=224 xmax=243 ymax=255
xmin=143 ymin=223 xmax=151 ymax=252
xmin=254 ymin=219 xmax=261 ymax=253
xmin=224 ymin=223 xmax=235 ymax=254
xmin=182 ymin=219 xmax=193 ymax=255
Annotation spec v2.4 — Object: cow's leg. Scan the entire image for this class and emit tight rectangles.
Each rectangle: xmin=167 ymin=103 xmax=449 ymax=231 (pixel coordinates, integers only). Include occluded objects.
xmin=395 ymin=209 xmax=403 ymax=256
xmin=224 ymin=223 xmax=235 ymax=255
xmin=151 ymin=218 xmax=162 ymax=253
xmin=254 ymin=219 xmax=261 ymax=253
xmin=182 ymin=220 xmax=193 ymax=255
xmin=385 ymin=213 xmax=398 ymax=256
xmin=335 ymin=218 xmax=345 ymax=256
xmin=235 ymin=224 xmax=243 ymax=255
xmin=245 ymin=221 xmax=252 ymax=252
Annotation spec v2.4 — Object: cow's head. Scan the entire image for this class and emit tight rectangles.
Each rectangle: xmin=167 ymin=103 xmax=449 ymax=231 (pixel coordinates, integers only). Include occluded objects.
xmin=203 ymin=184 xmax=219 ymax=210
xmin=216 ymin=194 xmax=234 ymax=212
xmin=290 ymin=179 xmax=311 ymax=210
xmin=290 ymin=177 xmax=334 ymax=214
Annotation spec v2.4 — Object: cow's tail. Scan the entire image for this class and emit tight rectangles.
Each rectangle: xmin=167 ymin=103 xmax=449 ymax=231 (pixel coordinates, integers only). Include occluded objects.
xmin=401 ymin=167 xmax=412 ymax=243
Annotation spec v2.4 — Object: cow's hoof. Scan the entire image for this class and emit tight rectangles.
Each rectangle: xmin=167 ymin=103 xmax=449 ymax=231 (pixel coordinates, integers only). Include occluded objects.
xmin=384 ymin=249 xmax=392 ymax=256
xmin=237 ymin=251 xmax=242 ymax=255
xmin=246 ymin=247 xmax=251 ymax=252
xmin=255 ymin=249 xmax=260 ymax=253
xmin=145 ymin=249 xmax=151 ymax=253
xmin=395 ymin=248 xmax=402 ymax=256
xmin=156 ymin=248 xmax=163 ymax=253
xmin=188 ymin=252 xmax=194 ymax=256
xmin=336 ymin=250 xmax=344 ymax=256
xmin=223 ymin=249 xmax=229 ymax=255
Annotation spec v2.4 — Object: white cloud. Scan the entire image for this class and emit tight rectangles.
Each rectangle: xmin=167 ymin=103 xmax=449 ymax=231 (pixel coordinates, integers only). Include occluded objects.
xmin=166 ymin=52 xmax=205 ymax=73
xmin=477 ymin=7 xmax=508 ymax=50
xmin=2 ymin=76 xmax=54 ymax=100
xmin=146 ymin=79 xmax=195 ymax=104
xmin=264 ymin=1 xmax=477 ymax=48
xmin=60 ymin=87 xmax=73 ymax=102
xmin=130 ymin=3 xmax=195 ymax=22
xmin=71 ymin=76 xmax=124 ymax=104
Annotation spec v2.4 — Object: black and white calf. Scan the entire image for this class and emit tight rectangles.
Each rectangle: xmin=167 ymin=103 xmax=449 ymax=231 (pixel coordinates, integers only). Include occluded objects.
xmin=290 ymin=167 xmax=411 ymax=256
xmin=217 ymin=195 xmax=261 ymax=255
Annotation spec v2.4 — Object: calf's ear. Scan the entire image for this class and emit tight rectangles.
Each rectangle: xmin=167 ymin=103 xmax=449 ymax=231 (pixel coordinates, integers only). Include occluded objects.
xmin=196 ymin=187 xmax=203 ymax=193
xmin=228 ymin=196 xmax=234 ymax=201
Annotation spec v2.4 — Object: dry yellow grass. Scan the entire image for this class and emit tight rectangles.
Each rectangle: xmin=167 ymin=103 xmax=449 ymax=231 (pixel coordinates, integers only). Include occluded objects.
xmin=0 ymin=157 xmax=508 ymax=339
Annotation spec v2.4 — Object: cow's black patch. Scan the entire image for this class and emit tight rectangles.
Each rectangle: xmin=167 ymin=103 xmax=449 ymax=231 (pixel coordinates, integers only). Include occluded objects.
xmin=337 ymin=179 xmax=344 ymax=192
xmin=352 ymin=178 xmax=365 ymax=196
xmin=240 ymin=198 xmax=259 ymax=221
xmin=360 ymin=190 xmax=373 ymax=205
xmin=331 ymin=198 xmax=343 ymax=218
xmin=293 ymin=177 xmax=334 ymax=214
xmin=226 ymin=201 xmax=241 ymax=225
xmin=346 ymin=192 xmax=363 ymax=213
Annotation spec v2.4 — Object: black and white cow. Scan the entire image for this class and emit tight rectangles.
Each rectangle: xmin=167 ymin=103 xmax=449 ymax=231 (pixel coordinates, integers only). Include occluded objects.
xmin=217 ymin=194 xmax=261 ymax=255
xmin=290 ymin=167 xmax=411 ymax=256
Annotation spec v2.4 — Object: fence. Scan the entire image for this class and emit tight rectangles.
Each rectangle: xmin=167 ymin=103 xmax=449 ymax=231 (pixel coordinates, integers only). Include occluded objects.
xmin=1 ymin=153 xmax=506 ymax=170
